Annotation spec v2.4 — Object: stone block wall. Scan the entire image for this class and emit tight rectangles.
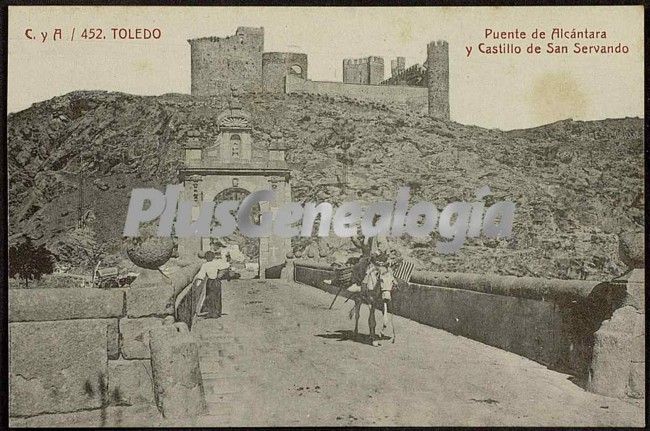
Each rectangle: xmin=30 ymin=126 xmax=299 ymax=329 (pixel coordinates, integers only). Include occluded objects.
xmin=390 ymin=56 xmax=405 ymax=78
xmin=285 ymin=74 xmax=428 ymax=113
xmin=586 ymin=232 xmax=646 ymax=399
xmin=189 ymin=27 xmax=264 ymax=96
xmin=368 ymin=56 xmax=385 ymax=85
xmin=262 ymin=52 xmax=308 ymax=93
xmin=8 ymin=264 xmax=202 ymax=420
xmin=587 ymin=268 xmax=645 ymax=398
xmin=9 ymin=318 xmax=115 ymax=417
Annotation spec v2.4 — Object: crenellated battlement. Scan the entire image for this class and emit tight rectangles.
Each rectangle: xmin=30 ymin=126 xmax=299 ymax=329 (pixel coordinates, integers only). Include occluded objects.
xmin=381 ymin=62 xmax=427 ymax=87
xmin=390 ymin=57 xmax=406 ymax=77
xmin=342 ymin=56 xmax=384 ymax=84
xmin=427 ymin=40 xmax=449 ymax=49
xmin=343 ymin=56 xmax=384 ymax=65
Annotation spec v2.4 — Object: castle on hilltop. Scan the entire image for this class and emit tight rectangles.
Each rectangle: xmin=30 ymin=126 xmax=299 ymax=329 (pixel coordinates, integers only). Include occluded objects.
xmin=188 ymin=27 xmax=450 ymax=119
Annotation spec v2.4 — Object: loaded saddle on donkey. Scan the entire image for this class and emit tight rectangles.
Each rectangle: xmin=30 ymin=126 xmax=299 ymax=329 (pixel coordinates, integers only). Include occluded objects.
xmin=325 ymin=237 xmax=415 ymax=346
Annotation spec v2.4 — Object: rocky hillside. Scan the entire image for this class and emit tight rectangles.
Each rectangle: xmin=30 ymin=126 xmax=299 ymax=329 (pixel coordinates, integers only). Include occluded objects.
xmin=7 ymin=90 xmax=644 ymax=279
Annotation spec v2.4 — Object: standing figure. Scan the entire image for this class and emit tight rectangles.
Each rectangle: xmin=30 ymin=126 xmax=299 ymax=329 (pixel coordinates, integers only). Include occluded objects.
xmin=347 ymin=254 xmax=370 ymax=335
xmin=193 ymin=250 xmax=230 ymax=318
xmin=376 ymin=260 xmax=397 ymax=340
xmin=281 ymin=252 xmax=295 ymax=282
xmin=360 ymin=252 xmax=396 ymax=346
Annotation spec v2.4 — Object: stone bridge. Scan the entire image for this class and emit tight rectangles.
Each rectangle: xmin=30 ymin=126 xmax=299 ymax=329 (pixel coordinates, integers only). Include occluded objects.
xmin=8 ymin=255 xmax=645 ymax=427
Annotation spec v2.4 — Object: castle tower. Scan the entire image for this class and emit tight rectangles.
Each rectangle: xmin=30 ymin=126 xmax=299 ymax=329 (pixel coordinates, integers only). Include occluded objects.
xmin=367 ymin=56 xmax=384 ymax=85
xmin=188 ymin=27 xmax=264 ymax=96
xmin=342 ymin=56 xmax=384 ymax=85
xmin=426 ymin=40 xmax=450 ymax=120
xmin=391 ymin=57 xmax=405 ymax=77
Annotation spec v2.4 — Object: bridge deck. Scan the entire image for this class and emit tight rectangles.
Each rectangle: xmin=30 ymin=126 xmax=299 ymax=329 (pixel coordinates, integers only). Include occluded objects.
xmin=185 ymin=280 xmax=643 ymax=427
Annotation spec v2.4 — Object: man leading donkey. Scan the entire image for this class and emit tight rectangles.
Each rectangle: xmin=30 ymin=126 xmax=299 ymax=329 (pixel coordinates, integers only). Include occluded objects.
xmin=327 ymin=236 xmax=407 ymax=346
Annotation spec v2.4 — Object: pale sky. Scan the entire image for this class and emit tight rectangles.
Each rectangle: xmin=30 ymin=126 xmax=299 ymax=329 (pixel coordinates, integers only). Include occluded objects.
xmin=8 ymin=6 xmax=644 ymax=130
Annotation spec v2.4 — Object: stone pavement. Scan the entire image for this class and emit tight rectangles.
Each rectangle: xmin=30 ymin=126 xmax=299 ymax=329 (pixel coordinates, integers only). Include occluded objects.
xmin=182 ymin=280 xmax=643 ymax=427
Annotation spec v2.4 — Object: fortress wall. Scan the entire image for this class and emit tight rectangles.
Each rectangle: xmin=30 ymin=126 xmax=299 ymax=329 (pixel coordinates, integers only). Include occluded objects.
xmin=189 ymin=27 xmax=264 ymax=96
xmin=8 ymin=263 xmax=203 ymax=419
xmin=343 ymin=56 xmax=384 ymax=84
xmin=293 ymin=261 xmax=644 ymax=399
xmin=381 ymin=63 xmax=427 ymax=87
xmin=186 ymin=31 xmax=449 ymax=117
xmin=285 ymin=75 xmax=428 ymax=113
xmin=368 ymin=57 xmax=385 ymax=85
xmin=342 ymin=58 xmax=366 ymax=84
xmin=390 ymin=57 xmax=405 ymax=77
xmin=262 ymin=52 xmax=308 ymax=93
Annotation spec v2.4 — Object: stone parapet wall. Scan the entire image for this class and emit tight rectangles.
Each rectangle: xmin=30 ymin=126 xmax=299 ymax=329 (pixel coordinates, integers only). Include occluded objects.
xmin=409 ymin=271 xmax=606 ymax=301
xmin=9 ymin=288 xmax=126 ymax=322
xmin=8 ymin=263 xmax=203 ymax=420
xmin=587 ymin=268 xmax=644 ymax=399
xmin=9 ymin=319 xmax=116 ymax=417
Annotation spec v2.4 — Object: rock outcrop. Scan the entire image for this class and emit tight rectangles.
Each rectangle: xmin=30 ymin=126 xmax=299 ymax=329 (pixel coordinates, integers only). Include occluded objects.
xmin=7 ymin=91 xmax=644 ymax=280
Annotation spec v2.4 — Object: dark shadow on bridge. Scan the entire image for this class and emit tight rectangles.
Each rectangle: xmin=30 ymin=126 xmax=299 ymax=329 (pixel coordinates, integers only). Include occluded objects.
xmin=315 ymin=330 xmax=391 ymax=346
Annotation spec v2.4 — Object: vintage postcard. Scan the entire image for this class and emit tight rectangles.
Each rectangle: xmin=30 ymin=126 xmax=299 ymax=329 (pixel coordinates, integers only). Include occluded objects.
xmin=5 ymin=4 xmax=645 ymax=427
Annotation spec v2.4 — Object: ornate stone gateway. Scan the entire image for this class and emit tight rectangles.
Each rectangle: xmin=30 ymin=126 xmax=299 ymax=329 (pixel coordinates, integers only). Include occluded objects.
xmin=177 ymin=100 xmax=291 ymax=278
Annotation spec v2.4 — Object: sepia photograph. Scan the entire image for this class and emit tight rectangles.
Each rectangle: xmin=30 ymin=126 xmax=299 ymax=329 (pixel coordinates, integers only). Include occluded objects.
xmin=4 ymin=4 xmax=645 ymax=427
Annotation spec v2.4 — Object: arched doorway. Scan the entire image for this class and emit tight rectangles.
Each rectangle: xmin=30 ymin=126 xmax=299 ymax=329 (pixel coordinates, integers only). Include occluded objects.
xmin=210 ymin=187 xmax=260 ymax=278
